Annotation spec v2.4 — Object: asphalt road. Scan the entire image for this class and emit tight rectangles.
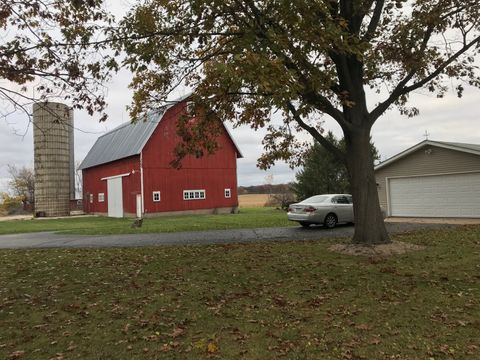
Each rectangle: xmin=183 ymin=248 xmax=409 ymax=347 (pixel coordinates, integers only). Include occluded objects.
xmin=0 ymin=222 xmax=453 ymax=250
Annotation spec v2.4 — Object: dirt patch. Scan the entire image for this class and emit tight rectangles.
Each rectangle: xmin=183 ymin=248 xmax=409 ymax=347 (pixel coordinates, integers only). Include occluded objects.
xmin=329 ymin=241 xmax=425 ymax=257
xmin=0 ymin=214 xmax=33 ymax=222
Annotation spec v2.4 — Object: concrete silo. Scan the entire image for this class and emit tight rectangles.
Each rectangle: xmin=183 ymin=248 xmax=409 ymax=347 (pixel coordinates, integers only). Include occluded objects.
xmin=33 ymin=102 xmax=75 ymax=217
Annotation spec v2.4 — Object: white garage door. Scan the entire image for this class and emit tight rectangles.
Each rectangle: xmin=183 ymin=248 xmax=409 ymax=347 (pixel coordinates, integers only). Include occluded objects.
xmin=107 ymin=177 xmax=124 ymax=218
xmin=389 ymin=172 xmax=480 ymax=217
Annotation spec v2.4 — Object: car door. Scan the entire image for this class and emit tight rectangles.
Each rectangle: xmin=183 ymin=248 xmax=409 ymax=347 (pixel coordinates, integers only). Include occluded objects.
xmin=345 ymin=195 xmax=354 ymax=222
xmin=331 ymin=195 xmax=351 ymax=222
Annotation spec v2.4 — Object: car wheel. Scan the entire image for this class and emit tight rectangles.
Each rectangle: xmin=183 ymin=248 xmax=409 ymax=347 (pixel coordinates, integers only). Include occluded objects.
xmin=299 ymin=221 xmax=310 ymax=228
xmin=324 ymin=213 xmax=337 ymax=229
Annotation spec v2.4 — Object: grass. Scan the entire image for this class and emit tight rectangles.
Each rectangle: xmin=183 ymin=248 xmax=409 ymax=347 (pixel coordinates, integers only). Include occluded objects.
xmin=0 ymin=207 xmax=293 ymax=235
xmin=1 ymin=226 xmax=479 ymax=359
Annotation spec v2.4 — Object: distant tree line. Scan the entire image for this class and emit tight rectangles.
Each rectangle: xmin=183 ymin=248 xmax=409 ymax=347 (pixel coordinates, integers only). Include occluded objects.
xmin=238 ymin=183 xmax=292 ymax=195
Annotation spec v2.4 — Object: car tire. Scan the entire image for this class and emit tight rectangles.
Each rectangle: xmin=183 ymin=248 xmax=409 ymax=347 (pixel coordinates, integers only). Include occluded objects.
xmin=324 ymin=213 xmax=337 ymax=229
xmin=299 ymin=221 xmax=310 ymax=228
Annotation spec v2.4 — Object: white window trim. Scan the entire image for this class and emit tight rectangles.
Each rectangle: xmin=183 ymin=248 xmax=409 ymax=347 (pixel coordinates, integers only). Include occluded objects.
xmin=183 ymin=189 xmax=206 ymax=200
xmin=89 ymin=193 xmax=93 ymax=203
xmin=152 ymin=191 xmax=161 ymax=202
xmin=98 ymin=193 xmax=105 ymax=202
xmin=224 ymin=188 xmax=231 ymax=198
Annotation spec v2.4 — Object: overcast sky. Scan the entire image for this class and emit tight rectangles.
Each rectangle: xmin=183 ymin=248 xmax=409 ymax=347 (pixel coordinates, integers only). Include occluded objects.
xmin=1 ymin=1 xmax=479 ymax=194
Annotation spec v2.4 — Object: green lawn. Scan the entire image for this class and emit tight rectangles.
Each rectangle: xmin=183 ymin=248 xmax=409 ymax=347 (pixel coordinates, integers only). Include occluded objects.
xmin=0 ymin=207 xmax=293 ymax=235
xmin=0 ymin=226 xmax=479 ymax=359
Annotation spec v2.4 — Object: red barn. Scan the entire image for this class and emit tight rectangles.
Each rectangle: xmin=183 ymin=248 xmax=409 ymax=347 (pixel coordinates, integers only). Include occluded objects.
xmin=79 ymin=98 xmax=242 ymax=217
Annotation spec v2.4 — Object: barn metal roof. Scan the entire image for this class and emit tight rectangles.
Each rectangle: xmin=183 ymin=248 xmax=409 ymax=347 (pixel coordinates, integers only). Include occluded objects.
xmin=374 ymin=140 xmax=480 ymax=171
xmin=78 ymin=110 xmax=166 ymax=170
xmin=78 ymin=93 xmax=243 ymax=170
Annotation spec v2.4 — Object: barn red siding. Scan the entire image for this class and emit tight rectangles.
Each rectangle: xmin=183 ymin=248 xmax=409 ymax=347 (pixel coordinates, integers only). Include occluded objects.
xmin=82 ymin=99 xmax=240 ymax=217
xmin=142 ymin=102 xmax=239 ymax=214
xmin=82 ymin=156 xmax=141 ymax=215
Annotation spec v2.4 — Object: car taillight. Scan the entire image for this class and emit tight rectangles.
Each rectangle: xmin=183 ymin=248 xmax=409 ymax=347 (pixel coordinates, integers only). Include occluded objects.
xmin=288 ymin=207 xmax=292 ymax=212
xmin=304 ymin=206 xmax=316 ymax=213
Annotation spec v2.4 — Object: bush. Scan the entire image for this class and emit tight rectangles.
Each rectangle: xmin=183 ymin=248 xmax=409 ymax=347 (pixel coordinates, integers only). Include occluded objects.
xmin=265 ymin=192 xmax=296 ymax=211
xmin=0 ymin=193 xmax=24 ymax=215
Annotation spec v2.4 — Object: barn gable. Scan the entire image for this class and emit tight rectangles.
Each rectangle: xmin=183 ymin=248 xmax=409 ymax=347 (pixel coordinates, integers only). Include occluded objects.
xmin=79 ymin=98 xmax=242 ymax=171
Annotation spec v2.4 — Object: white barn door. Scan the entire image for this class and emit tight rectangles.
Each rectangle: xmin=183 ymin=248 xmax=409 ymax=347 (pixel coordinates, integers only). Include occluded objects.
xmin=107 ymin=177 xmax=124 ymax=218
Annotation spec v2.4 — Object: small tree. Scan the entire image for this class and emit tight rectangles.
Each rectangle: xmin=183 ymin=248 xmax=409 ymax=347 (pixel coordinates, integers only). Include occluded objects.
xmin=7 ymin=165 xmax=34 ymax=202
xmin=292 ymin=133 xmax=379 ymax=201
xmin=0 ymin=192 xmax=24 ymax=215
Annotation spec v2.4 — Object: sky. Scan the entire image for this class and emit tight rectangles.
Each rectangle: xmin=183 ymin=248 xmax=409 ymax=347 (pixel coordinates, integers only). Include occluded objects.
xmin=1 ymin=74 xmax=479 ymax=194
xmin=1 ymin=2 xmax=479 ymax=194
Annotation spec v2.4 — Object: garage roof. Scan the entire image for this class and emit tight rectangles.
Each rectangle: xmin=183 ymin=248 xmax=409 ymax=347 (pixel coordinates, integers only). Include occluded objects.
xmin=375 ymin=140 xmax=480 ymax=171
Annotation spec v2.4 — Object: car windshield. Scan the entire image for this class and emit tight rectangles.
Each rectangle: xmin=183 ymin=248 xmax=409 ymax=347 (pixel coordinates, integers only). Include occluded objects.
xmin=302 ymin=195 xmax=329 ymax=203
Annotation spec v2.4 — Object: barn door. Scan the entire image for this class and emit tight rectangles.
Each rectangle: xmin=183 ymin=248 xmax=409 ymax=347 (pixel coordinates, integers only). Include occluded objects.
xmin=136 ymin=194 xmax=142 ymax=218
xmin=107 ymin=177 xmax=123 ymax=218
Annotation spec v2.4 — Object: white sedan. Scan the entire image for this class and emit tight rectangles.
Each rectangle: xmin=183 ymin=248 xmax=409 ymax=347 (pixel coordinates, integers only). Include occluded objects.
xmin=287 ymin=194 xmax=354 ymax=228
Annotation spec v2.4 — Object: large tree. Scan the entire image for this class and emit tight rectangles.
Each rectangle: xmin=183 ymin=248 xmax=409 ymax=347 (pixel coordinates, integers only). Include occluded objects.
xmin=0 ymin=0 xmax=115 ymax=120
xmin=116 ymin=0 xmax=480 ymax=244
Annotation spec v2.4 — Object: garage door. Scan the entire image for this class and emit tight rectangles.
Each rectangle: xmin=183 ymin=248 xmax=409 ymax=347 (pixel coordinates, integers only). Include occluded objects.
xmin=107 ymin=177 xmax=124 ymax=218
xmin=388 ymin=172 xmax=480 ymax=217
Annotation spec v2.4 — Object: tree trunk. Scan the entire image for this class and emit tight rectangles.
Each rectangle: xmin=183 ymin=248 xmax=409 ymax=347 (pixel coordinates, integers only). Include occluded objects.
xmin=345 ymin=127 xmax=390 ymax=244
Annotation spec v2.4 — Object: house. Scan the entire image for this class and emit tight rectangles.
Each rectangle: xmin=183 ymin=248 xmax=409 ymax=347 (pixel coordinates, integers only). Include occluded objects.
xmin=78 ymin=97 xmax=242 ymax=218
xmin=374 ymin=140 xmax=480 ymax=218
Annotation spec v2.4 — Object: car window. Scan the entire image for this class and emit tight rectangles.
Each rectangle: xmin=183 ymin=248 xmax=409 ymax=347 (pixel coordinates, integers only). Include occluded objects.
xmin=303 ymin=195 xmax=328 ymax=203
xmin=346 ymin=195 xmax=353 ymax=204
xmin=333 ymin=196 xmax=349 ymax=204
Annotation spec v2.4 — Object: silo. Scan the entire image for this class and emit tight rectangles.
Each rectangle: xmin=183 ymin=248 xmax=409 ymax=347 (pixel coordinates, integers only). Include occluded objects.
xmin=33 ymin=102 xmax=74 ymax=217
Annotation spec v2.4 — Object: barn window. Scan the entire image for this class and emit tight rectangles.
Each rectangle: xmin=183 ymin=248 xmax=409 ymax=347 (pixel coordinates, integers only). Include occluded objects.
xmin=98 ymin=193 xmax=105 ymax=202
xmin=89 ymin=194 xmax=93 ymax=203
xmin=224 ymin=188 xmax=231 ymax=198
xmin=183 ymin=189 xmax=206 ymax=200
xmin=153 ymin=191 xmax=161 ymax=202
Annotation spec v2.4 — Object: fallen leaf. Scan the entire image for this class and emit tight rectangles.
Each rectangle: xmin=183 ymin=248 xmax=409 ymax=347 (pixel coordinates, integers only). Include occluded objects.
xmin=170 ymin=327 xmax=185 ymax=338
xmin=8 ymin=351 xmax=25 ymax=359
xmin=355 ymin=323 xmax=371 ymax=331
xmin=207 ymin=342 xmax=218 ymax=353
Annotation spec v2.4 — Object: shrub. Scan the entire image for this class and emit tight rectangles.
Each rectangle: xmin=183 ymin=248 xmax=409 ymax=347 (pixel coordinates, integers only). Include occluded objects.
xmin=0 ymin=193 xmax=24 ymax=215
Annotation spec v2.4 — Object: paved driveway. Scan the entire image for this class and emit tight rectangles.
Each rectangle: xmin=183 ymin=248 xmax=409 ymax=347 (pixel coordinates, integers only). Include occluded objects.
xmin=0 ymin=222 xmax=453 ymax=250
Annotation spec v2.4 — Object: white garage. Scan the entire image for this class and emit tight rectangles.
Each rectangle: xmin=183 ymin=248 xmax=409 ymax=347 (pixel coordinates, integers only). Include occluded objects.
xmin=375 ymin=140 xmax=480 ymax=218
xmin=388 ymin=172 xmax=480 ymax=217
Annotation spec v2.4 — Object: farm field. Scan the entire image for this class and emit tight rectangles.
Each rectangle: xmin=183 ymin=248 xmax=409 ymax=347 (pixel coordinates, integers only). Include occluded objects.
xmin=238 ymin=194 xmax=270 ymax=207
xmin=0 ymin=225 xmax=479 ymax=359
